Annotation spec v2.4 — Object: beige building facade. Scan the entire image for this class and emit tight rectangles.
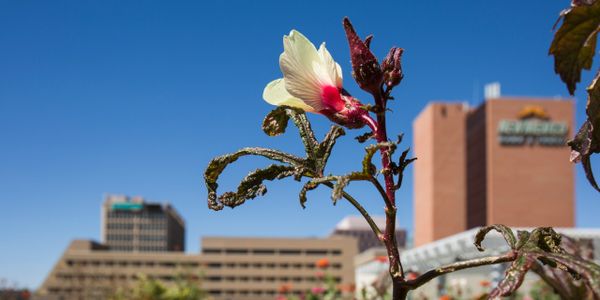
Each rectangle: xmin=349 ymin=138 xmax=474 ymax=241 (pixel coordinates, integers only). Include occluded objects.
xmin=413 ymin=97 xmax=574 ymax=246
xmin=37 ymin=236 xmax=357 ymax=300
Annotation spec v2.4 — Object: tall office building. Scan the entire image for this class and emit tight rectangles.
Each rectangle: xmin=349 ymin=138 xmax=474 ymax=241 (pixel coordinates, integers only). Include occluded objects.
xmin=331 ymin=216 xmax=407 ymax=252
xmin=413 ymin=96 xmax=574 ymax=246
xmin=101 ymin=194 xmax=185 ymax=252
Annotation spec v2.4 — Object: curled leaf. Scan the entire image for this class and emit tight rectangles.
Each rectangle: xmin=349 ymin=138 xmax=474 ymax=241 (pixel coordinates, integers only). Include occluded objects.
xmin=262 ymin=106 xmax=290 ymax=136
xmin=315 ymin=126 xmax=345 ymax=175
xmin=355 ymin=131 xmax=374 ymax=143
xmin=216 ymin=164 xmax=296 ymax=209
xmin=474 ymin=224 xmax=517 ymax=251
xmin=550 ymin=1 xmax=600 ymax=95
xmin=568 ymin=72 xmax=600 ymax=192
xmin=487 ymin=227 xmax=600 ymax=299
xmin=204 ymin=147 xmax=305 ymax=210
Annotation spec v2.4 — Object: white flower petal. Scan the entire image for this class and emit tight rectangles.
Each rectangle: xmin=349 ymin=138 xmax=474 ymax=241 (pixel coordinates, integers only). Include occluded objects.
xmin=279 ymin=30 xmax=327 ymax=111
xmin=318 ymin=43 xmax=343 ymax=88
xmin=262 ymin=78 xmax=316 ymax=112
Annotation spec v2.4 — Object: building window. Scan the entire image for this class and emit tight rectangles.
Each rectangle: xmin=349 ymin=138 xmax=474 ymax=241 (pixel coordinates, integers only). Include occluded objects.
xmin=252 ymin=249 xmax=275 ymax=255
xmin=206 ymin=276 xmax=222 ymax=282
xmin=306 ymin=249 xmax=328 ymax=255
xmin=225 ymin=248 xmax=248 ymax=254
xmin=202 ymin=248 xmax=222 ymax=254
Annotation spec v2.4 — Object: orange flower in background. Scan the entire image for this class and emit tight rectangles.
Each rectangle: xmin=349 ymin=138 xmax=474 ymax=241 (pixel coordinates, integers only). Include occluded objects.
xmin=338 ymin=283 xmax=356 ymax=292
xmin=406 ymin=272 xmax=418 ymax=281
xmin=315 ymin=258 xmax=330 ymax=269
xmin=438 ymin=295 xmax=452 ymax=300
xmin=480 ymin=280 xmax=491 ymax=287
xmin=278 ymin=283 xmax=292 ymax=294
xmin=375 ymin=255 xmax=388 ymax=263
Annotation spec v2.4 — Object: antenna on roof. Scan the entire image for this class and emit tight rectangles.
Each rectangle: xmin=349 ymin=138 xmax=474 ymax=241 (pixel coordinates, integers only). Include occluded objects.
xmin=484 ymin=82 xmax=501 ymax=99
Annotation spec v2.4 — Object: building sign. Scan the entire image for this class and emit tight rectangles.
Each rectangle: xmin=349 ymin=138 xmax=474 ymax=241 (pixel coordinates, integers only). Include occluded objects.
xmin=497 ymin=105 xmax=568 ymax=146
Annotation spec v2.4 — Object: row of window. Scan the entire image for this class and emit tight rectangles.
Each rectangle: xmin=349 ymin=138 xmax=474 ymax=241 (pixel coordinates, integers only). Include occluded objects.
xmin=106 ymin=234 xmax=166 ymax=241
xmin=208 ymin=289 xmax=341 ymax=296
xmin=56 ymin=273 xmax=199 ymax=282
xmin=56 ymin=273 xmax=342 ymax=284
xmin=205 ymin=262 xmax=342 ymax=270
xmin=47 ymin=287 xmax=332 ymax=297
xmin=64 ymin=259 xmax=342 ymax=270
xmin=106 ymin=223 xmax=166 ymax=230
xmin=108 ymin=211 xmax=167 ymax=220
xmin=203 ymin=248 xmax=342 ymax=255
xmin=65 ymin=260 xmax=199 ymax=268
xmin=205 ymin=275 xmax=342 ymax=283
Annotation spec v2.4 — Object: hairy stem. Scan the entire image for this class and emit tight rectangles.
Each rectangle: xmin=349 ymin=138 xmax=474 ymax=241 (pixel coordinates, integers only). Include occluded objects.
xmin=365 ymin=89 xmax=405 ymax=293
xmin=402 ymin=252 xmax=517 ymax=290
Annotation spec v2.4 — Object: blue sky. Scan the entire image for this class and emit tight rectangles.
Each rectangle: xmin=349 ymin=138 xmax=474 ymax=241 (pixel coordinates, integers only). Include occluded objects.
xmin=1 ymin=1 xmax=599 ymax=289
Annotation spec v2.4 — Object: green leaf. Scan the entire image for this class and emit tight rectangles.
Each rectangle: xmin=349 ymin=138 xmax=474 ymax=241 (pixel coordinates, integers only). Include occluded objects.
xmin=262 ymin=106 xmax=290 ymax=136
xmin=474 ymin=224 xmax=517 ymax=251
xmin=314 ymin=126 xmax=345 ymax=175
xmin=485 ymin=227 xmax=600 ymax=299
xmin=489 ymin=254 xmax=536 ymax=299
xmin=568 ymin=72 xmax=600 ymax=192
xmin=549 ymin=1 xmax=600 ymax=95
xmin=298 ymin=177 xmax=332 ymax=208
xmin=530 ymin=236 xmax=599 ymax=299
xmin=215 ymin=164 xmax=295 ymax=209
xmin=204 ymin=147 xmax=306 ymax=210
xmin=586 ymin=71 xmax=600 ymax=142
xmin=355 ymin=131 xmax=374 ymax=143
xmin=363 ymin=142 xmax=397 ymax=175
xmin=286 ymin=107 xmax=319 ymax=159
xmin=298 ymin=173 xmax=369 ymax=207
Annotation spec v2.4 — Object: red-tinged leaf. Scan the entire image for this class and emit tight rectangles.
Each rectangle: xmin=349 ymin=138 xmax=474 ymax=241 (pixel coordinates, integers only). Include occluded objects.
xmin=488 ymin=254 xmax=536 ymax=299
xmin=482 ymin=227 xmax=600 ymax=299
xmin=568 ymin=72 xmax=600 ymax=192
xmin=550 ymin=1 xmax=600 ymax=95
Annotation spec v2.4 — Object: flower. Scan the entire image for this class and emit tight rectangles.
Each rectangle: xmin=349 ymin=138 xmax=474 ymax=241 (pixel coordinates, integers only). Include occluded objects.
xmin=311 ymin=286 xmax=325 ymax=295
xmin=263 ymin=30 xmax=369 ymax=129
xmin=374 ymin=255 xmax=388 ymax=263
xmin=479 ymin=280 xmax=491 ymax=287
xmin=315 ymin=258 xmax=330 ymax=269
xmin=278 ymin=283 xmax=292 ymax=293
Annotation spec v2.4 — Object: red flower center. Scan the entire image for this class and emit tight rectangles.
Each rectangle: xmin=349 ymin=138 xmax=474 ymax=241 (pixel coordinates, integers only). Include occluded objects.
xmin=320 ymin=85 xmax=345 ymax=112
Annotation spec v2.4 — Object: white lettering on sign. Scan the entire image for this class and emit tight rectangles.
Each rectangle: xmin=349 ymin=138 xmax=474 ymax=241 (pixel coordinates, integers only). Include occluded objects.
xmin=497 ymin=120 xmax=568 ymax=146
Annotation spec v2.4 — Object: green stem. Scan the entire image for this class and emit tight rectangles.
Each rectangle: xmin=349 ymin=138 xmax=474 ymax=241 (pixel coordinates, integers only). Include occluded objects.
xmin=323 ymin=182 xmax=382 ymax=238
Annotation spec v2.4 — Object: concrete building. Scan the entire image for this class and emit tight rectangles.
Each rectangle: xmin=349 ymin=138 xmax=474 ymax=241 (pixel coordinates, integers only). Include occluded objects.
xmin=400 ymin=228 xmax=600 ymax=299
xmin=37 ymin=236 xmax=357 ymax=300
xmin=413 ymin=97 xmax=574 ymax=246
xmin=101 ymin=194 xmax=185 ymax=252
xmin=331 ymin=216 xmax=406 ymax=253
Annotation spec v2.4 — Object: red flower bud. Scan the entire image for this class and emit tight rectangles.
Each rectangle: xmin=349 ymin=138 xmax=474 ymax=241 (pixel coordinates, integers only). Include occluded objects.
xmin=382 ymin=47 xmax=404 ymax=88
xmin=343 ymin=17 xmax=383 ymax=95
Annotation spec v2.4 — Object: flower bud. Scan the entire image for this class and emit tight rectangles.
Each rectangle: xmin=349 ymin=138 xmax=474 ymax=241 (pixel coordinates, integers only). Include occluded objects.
xmin=382 ymin=47 xmax=404 ymax=88
xmin=343 ymin=17 xmax=383 ymax=95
